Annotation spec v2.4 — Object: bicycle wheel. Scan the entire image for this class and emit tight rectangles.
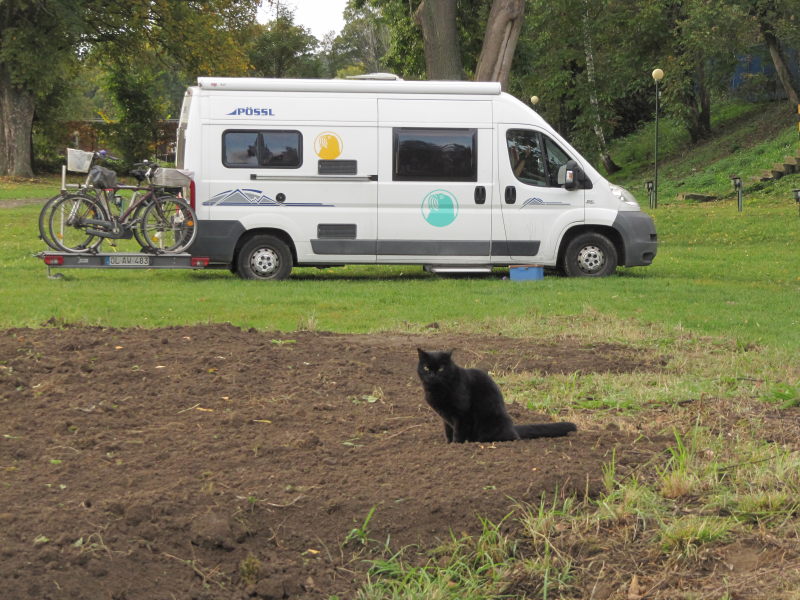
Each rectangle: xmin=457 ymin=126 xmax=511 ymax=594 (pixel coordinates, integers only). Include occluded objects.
xmin=139 ymin=195 xmax=197 ymax=253
xmin=38 ymin=194 xmax=66 ymax=250
xmin=129 ymin=194 xmax=155 ymax=250
xmin=48 ymin=194 xmax=109 ymax=253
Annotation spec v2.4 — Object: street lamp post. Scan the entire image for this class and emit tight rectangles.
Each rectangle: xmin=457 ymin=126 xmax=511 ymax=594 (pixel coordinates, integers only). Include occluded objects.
xmin=652 ymin=68 xmax=664 ymax=209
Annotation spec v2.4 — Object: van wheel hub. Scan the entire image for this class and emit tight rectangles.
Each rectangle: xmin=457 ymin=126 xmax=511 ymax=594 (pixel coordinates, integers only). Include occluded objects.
xmin=250 ymin=248 xmax=280 ymax=275
xmin=576 ymin=245 xmax=605 ymax=274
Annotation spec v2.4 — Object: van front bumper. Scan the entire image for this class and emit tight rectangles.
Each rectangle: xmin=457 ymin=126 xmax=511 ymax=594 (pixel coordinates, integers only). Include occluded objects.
xmin=613 ymin=211 xmax=658 ymax=267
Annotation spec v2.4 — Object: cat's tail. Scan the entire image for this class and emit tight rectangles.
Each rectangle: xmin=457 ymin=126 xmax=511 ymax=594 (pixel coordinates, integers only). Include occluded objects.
xmin=515 ymin=422 xmax=577 ymax=439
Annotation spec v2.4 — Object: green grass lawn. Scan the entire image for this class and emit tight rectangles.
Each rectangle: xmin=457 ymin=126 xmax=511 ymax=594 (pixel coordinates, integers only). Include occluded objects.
xmin=2 ymin=190 xmax=798 ymax=350
xmin=3 ymin=100 xmax=800 ymax=599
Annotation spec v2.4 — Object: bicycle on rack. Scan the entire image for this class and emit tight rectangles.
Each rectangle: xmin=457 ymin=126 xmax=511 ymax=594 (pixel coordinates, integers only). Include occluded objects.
xmin=40 ymin=148 xmax=197 ymax=254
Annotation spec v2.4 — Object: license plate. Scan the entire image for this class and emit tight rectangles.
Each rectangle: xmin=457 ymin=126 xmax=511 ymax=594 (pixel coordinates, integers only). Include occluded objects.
xmin=105 ymin=255 xmax=150 ymax=267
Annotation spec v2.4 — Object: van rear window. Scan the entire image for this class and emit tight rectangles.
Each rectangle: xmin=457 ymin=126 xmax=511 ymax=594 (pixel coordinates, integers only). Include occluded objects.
xmin=222 ymin=130 xmax=302 ymax=168
xmin=393 ymin=128 xmax=476 ymax=182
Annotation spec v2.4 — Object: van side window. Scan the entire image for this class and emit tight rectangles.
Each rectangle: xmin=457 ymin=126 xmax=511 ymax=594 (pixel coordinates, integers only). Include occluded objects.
xmin=393 ymin=128 xmax=477 ymax=182
xmin=506 ymin=129 xmax=547 ymax=187
xmin=222 ymin=130 xmax=302 ymax=168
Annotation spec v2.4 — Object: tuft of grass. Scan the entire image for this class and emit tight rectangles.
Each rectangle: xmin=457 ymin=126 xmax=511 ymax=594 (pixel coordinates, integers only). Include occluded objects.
xmin=344 ymin=505 xmax=378 ymax=549
xmin=356 ymin=514 xmax=522 ymax=600
xmin=238 ymin=553 xmax=262 ymax=586
xmin=658 ymin=515 xmax=737 ymax=558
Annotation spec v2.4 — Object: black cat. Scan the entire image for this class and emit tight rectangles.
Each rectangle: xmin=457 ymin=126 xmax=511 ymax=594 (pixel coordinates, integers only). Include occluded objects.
xmin=417 ymin=349 xmax=577 ymax=443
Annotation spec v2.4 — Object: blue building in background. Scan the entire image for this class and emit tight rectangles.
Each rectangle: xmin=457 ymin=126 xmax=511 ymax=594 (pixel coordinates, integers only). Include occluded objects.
xmin=731 ymin=45 xmax=800 ymax=101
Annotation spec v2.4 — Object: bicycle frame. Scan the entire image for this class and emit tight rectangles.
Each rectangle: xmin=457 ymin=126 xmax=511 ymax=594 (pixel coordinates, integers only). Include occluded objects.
xmin=80 ymin=185 xmax=161 ymax=239
xmin=47 ymin=151 xmax=197 ymax=254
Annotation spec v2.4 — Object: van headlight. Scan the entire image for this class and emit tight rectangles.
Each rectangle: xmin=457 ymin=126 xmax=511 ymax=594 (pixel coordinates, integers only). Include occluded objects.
xmin=610 ymin=184 xmax=639 ymax=209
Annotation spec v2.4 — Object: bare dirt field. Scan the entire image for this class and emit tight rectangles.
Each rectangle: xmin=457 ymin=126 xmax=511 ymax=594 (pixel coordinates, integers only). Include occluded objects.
xmin=0 ymin=323 xmax=692 ymax=599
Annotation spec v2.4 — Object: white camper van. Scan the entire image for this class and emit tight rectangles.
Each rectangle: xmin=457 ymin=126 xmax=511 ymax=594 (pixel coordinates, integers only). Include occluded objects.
xmin=177 ymin=76 xmax=657 ymax=280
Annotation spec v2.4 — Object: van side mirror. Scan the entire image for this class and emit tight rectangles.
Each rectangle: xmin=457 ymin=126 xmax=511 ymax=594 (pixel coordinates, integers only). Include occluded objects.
xmin=557 ymin=160 xmax=591 ymax=190
xmin=557 ymin=164 xmax=576 ymax=189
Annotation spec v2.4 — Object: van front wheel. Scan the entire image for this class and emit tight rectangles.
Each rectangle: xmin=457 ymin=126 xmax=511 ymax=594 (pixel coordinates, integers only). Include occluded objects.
xmin=562 ymin=232 xmax=617 ymax=277
xmin=236 ymin=235 xmax=293 ymax=280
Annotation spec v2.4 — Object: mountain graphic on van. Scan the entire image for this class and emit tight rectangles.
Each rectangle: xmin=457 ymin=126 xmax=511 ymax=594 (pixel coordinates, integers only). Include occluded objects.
xmin=421 ymin=190 xmax=459 ymax=227
xmin=203 ymin=189 xmax=332 ymax=207
xmin=522 ymin=197 xmax=569 ymax=207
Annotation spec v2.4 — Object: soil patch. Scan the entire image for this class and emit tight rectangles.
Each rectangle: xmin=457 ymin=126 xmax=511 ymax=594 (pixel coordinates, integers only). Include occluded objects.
xmin=1 ymin=324 xmax=671 ymax=599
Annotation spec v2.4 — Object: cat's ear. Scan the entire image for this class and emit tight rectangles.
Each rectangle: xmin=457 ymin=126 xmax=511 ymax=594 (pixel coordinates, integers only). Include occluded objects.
xmin=417 ymin=348 xmax=427 ymax=359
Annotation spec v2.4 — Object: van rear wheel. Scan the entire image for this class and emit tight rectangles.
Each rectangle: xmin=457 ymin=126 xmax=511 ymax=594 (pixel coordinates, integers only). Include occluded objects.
xmin=562 ymin=232 xmax=617 ymax=277
xmin=237 ymin=235 xmax=292 ymax=280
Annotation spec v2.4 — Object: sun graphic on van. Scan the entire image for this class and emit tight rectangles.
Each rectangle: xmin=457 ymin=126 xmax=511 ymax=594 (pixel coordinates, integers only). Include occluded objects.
xmin=421 ymin=190 xmax=459 ymax=227
xmin=314 ymin=132 xmax=343 ymax=160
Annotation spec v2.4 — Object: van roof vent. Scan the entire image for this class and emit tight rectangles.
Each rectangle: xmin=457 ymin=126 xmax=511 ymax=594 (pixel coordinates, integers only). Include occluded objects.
xmin=346 ymin=72 xmax=403 ymax=81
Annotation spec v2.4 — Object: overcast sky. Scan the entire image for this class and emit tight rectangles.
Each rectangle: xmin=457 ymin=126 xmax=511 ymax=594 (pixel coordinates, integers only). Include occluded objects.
xmin=258 ymin=0 xmax=348 ymax=40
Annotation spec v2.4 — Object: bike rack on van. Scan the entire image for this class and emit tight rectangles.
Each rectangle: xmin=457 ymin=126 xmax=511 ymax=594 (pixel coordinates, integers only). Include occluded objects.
xmin=36 ymin=252 xmax=209 ymax=279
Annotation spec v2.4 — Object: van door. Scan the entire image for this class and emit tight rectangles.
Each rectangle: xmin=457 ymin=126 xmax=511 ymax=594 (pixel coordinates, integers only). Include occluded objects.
xmin=377 ymin=100 xmax=493 ymax=262
xmin=497 ymin=126 xmax=585 ymax=262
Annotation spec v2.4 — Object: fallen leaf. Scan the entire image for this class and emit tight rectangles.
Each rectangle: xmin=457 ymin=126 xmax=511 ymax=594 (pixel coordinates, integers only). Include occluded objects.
xmin=628 ymin=574 xmax=643 ymax=600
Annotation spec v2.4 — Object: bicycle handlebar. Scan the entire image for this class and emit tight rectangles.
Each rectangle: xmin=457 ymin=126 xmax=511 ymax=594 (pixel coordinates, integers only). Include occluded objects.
xmin=94 ymin=149 xmax=120 ymax=161
xmin=129 ymin=161 xmax=162 ymax=183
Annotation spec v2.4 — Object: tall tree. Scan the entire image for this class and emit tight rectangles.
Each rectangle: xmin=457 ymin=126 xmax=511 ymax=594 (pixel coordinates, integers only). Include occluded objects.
xmin=660 ymin=0 xmax=748 ymax=142
xmin=414 ymin=0 xmax=464 ymax=79
xmin=743 ymin=0 xmax=800 ymax=106
xmin=581 ymin=0 xmax=619 ymax=173
xmin=249 ymin=4 xmax=320 ymax=78
xmin=330 ymin=3 xmax=390 ymax=76
xmin=474 ymin=0 xmax=524 ymax=89
xmin=0 ymin=1 xmax=83 ymax=176
xmin=0 ymin=0 xmax=258 ymax=175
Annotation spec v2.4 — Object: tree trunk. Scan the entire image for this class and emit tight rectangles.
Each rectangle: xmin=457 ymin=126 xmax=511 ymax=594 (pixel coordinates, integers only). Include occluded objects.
xmin=0 ymin=65 xmax=36 ymax=177
xmin=414 ymin=0 xmax=463 ymax=80
xmin=474 ymin=0 xmax=524 ymax=90
xmin=686 ymin=64 xmax=711 ymax=143
xmin=761 ymin=24 xmax=800 ymax=107
xmin=581 ymin=0 xmax=620 ymax=174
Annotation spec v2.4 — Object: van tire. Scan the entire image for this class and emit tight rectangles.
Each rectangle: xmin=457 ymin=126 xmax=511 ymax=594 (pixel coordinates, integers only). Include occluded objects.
xmin=236 ymin=235 xmax=293 ymax=280
xmin=562 ymin=232 xmax=617 ymax=277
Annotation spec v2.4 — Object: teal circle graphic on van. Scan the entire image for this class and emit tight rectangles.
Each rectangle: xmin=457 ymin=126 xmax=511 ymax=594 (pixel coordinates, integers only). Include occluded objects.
xmin=421 ymin=190 xmax=459 ymax=227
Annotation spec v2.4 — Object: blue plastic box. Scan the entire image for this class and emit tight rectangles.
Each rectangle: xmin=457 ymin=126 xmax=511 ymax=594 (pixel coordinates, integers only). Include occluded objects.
xmin=509 ymin=265 xmax=544 ymax=281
